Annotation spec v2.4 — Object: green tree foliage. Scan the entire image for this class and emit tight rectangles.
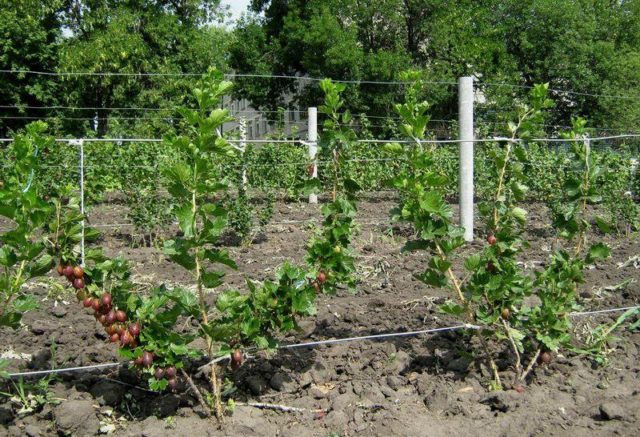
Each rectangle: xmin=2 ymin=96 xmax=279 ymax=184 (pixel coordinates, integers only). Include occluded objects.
xmin=58 ymin=0 xmax=229 ymax=137
xmin=4 ymin=1 xmax=640 ymax=136
xmin=231 ymin=0 xmax=640 ymax=132
xmin=0 ymin=1 xmax=64 ymax=135
xmin=0 ymin=0 xmax=231 ymax=137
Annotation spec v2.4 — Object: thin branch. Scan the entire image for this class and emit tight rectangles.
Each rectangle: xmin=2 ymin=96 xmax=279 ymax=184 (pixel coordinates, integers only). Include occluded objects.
xmin=238 ymin=402 xmax=325 ymax=414
xmin=501 ymin=319 xmax=522 ymax=381
xmin=209 ymin=364 xmax=224 ymax=422
xmin=181 ymin=369 xmax=212 ymax=418
xmin=435 ymin=243 xmax=502 ymax=388
xmin=520 ymin=348 xmax=541 ymax=382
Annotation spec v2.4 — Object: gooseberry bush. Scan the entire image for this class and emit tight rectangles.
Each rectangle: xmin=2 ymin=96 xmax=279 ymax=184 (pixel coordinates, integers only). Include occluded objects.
xmin=40 ymin=151 xmax=194 ymax=393
xmin=222 ymin=171 xmax=275 ymax=246
xmin=306 ymin=79 xmax=360 ymax=294
xmin=383 ymin=72 xmax=499 ymax=379
xmin=388 ymin=79 xmax=612 ymax=389
xmin=0 ymin=114 xmax=269 ymax=404
xmin=0 ymin=121 xmax=201 ymax=394
xmin=55 ymin=250 xmax=197 ymax=392
xmin=0 ymin=122 xmax=55 ymax=328
xmin=120 ymin=142 xmax=174 ymax=247
xmin=159 ymin=70 xmax=318 ymax=419
xmin=1 ymin=72 xmax=325 ymax=420
xmin=476 ymin=94 xmax=611 ymax=386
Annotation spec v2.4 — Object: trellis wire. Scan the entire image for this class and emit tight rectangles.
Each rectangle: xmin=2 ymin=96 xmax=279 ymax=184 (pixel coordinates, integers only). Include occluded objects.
xmin=279 ymin=324 xmax=479 ymax=349
xmin=568 ymin=305 xmax=640 ymax=317
xmin=3 ymin=324 xmax=475 ymax=378
xmin=6 ymin=362 xmax=122 ymax=377
xmin=0 ymin=115 xmax=311 ymax=127
xmin=2 ymin=134 xmax=640 ymax=146
xmin=5 ymin=304 xmax=638 ymax=379
xmin=2 ymin=110 xmax=638 ymax=137
xmin=0 ymin=69 xmax=455 ymax=86
xmin=2 ymin=115 xmax=638 ymax=137
xmin=3 ymin=69 xmax=640 ymax=101
xmin=478 ymin=80 xmax=640 ymax=101
xmin=0 ymin=104 xmax=168 ymax=111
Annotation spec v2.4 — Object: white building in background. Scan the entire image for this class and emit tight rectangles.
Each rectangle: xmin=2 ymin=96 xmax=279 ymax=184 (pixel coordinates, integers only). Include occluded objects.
xmin=221 ymin=96 xmax=307 ymax=140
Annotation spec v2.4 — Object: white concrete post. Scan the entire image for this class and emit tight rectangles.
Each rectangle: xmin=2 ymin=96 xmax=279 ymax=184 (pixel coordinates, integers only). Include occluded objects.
xmin=308 ymin=107 xmax=318 ymax=204
xmin=630 ymin=158 xmax=638 ymax=196
xmin=239 ymin=117 xmax=248 ymax=189
xmin=458 ymin=77 xmax=474 ymax=242
xmin=70 ymin=139 xmax=85 ymax=266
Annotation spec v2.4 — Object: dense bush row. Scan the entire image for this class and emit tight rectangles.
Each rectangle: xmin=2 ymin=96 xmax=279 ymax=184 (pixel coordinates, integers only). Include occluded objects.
xmin=2 ymin=132 xmax=637 ymax=238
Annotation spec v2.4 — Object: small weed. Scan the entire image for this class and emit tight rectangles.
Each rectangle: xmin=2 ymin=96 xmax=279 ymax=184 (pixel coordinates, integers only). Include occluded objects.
xmin=164 ymin=415 xmax=177 ymax=429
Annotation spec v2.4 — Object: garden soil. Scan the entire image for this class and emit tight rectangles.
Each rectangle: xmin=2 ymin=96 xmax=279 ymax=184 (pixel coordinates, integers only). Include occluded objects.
xmin=1 ymin=195 xmax=639 ymax=436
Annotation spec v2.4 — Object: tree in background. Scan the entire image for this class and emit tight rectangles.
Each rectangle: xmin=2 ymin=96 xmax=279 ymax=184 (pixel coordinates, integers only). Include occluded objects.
xmin=494 ymin=0 xmax=640 ymax=131
xmin=0 ymin=0 xmax=64 ymax=136
xmin=58 ymin=0 xmax=230 ymax=137
xmin=2 ymin=0 xmax=640 ymax=137
xmin=231 ymin=0 xmax=640 ymax=134
xmin=0 ymin=0 xmax=231 ymax=137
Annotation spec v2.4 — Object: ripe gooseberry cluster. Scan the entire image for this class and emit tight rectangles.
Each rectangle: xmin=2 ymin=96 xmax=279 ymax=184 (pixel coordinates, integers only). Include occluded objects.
xmin=57 ymin=262 xmax=85 ymax=291
xmin=310 ymin=271 xmax=328 ymax=293
xmin=78 ymin=291 xmax=139 ymax=347
xmin=58 ymin=261 xmax=180 ymax=390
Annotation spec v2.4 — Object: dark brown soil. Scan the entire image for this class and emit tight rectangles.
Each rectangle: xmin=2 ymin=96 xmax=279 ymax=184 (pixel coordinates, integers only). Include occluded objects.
xmin=1 ymin=196 xmax=639 ymax=436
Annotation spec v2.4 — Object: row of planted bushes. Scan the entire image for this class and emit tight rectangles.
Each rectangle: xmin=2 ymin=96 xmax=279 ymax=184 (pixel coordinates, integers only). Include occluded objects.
xmin=3 ymin=136 xmax=637 ymax=235
xmin=4 ymin=136 xmax=638 ymax=201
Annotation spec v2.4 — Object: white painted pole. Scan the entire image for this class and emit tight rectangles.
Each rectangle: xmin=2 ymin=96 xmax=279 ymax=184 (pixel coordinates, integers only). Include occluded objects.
xmin=630 ymin=158 xmax=638 ymax=197
xmin=70 ymin=139 xmax=86 ymax=266
xmin=308 ymin=107 xmax=318 ymax=204
xmin=458 ymin=77 xmax=474 ymax=242
xmin=239 ymin=117 xmax=248 ymax=189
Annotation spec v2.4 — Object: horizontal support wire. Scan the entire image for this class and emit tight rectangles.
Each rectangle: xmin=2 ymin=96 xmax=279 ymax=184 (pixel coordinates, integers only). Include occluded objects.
xmin=0 ymin=105 xmax=281 ymax=112
xmin=7 ymin=362 xmax=122 ymax=377
xmin=5 ymin=305 xmax=638 ymax=379
xmin=0 ymin=69 xmax=454 ymax=86
xmin=477 ymin=81 xmax=640 ymax=101
xmin=1 ymin=111 xmax=638 ymax=135
xmin=0 ymin=115 xmax=174 ymax=121
xmin=2 ymin=69 xmax=637 ymax=100
xmin=1 ymin=156 xmax=601 ymax=173
xmin=0 ymin=104 xmax=372 ymax=120
xmin=0 ymin=104 xmax=168 ymax=111
xmin=2 ymin=134 xmax=640 ymax=145
xmin=0 ymin=106 xmax=519 ymax=128
xmin=0 ymin=102 xmax=637 ymax=133
xmin=0 ymin=118 xmax=402 ymax=131
xmin=0 ymin=109 xmax=623 ymax=133
xmin=0 ymin=138 xmax=302 ymax=144
xmin=0 ymin=115 xmax=309 ymax=125
xmin=568 ymin=305 xmax=640 ymax=317
xmin=279 ymin=324 xmax=479 ymax=349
